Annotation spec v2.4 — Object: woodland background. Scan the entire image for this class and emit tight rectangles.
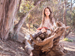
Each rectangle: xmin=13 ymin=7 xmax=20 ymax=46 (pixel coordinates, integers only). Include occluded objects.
xmin=0 ymin=0 xmax=75 ymax=56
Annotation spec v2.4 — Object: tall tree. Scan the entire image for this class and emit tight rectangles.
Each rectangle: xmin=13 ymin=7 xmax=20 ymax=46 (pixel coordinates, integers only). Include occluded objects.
xmin=0 ymin=0 xmax=21 ymax=40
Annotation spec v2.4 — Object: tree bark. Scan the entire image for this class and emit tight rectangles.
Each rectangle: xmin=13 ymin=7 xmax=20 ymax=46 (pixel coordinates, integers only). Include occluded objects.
xmin=0 ymin=0 xmax=21 ymax=40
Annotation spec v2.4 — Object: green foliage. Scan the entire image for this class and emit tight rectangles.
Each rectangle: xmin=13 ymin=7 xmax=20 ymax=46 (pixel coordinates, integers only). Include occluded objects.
xmin=64 ymin=38 xmax=73 ymax=42
xmin=20 ymin=0 xmax=34 ymax=13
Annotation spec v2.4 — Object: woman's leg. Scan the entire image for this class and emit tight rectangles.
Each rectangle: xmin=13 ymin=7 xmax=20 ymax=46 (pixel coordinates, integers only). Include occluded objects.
xmin=30 ymin=27 xmax=65 ymax=46
xmin=30 ymin=33 xmax=57 ymax=46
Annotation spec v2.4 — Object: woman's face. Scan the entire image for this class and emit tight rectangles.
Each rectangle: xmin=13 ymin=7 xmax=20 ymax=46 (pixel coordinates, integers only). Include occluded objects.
xmin=45 ymin=8 xmax=50 ymax=17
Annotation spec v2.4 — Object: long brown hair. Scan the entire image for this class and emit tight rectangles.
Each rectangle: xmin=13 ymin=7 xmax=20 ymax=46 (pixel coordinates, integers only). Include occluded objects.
xmin=41 ymin=7 xmax=53 ymax=27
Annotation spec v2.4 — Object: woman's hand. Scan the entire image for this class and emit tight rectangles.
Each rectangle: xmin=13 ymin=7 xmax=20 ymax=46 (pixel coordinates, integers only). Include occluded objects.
xmin=50 ymin=28 xmax=53 ymax=32
xmin=41 ymin=28 xmax=47 ymax=33
xmin=36 ymin=29 xmax=40 ymax=33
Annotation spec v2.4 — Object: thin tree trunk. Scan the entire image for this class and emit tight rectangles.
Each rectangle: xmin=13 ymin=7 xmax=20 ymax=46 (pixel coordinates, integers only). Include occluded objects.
xmin=70 ymin=0 xmax=72 ymax=11
xmin=63 ymin=0 xmax=66 ymax=26
xmin=63 ymin=0 xmax=67 ymax=38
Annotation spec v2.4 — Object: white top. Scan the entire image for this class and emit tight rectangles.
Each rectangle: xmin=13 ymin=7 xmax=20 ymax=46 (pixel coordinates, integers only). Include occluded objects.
xmin=40 ymin=18 xmax=56 ymax=29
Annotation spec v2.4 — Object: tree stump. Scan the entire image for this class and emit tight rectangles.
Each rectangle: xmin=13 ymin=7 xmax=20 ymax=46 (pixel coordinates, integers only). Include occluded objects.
xmin=25 ymin=21 xmax=69 ymax=56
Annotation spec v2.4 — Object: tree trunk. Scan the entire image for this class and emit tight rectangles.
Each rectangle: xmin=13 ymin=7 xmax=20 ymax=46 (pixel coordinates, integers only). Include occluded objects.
xmin=0 ymin=0 xmax=20 ymax=40
xmin=63 ymin=0 xmax=67 ymax=38
xmin=70 ymin=0 xmax=72 ymax=11
xmin=63 ymin=0 xmax=66 ymax=26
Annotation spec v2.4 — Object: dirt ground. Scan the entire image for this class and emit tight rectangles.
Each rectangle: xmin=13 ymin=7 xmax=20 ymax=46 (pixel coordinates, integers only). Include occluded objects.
xmin=0 ymin=39 xmax=29 ymax=56
xmin=63 ymin=32 xmax=75 ymax=56
xmin=0 ymin=32 xmax=75 ymax=56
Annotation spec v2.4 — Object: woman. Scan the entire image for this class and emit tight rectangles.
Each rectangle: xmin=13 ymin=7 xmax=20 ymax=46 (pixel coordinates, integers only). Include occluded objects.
xmin=37 ymin=7 xmax=56 ymax=35
xmin=30 ymin=7 xmax=56 ymax=56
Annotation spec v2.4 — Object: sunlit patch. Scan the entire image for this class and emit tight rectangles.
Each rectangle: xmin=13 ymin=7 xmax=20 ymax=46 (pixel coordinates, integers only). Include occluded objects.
xmin=18 ymin=47 xmax=24 ymax=50
xmin=64 ymin=47 xmax=75 ymax=51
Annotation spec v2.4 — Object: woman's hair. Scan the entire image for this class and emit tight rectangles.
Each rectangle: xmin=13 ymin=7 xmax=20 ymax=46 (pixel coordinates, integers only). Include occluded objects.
xmin=41 ymin=7 xmax=53 ymax=27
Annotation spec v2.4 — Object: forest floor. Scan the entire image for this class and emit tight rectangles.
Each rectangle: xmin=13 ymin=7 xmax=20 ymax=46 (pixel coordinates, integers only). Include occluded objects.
xmin=0 ymin=32 xmax=75 ymax=56
xmin=63 ymin=32 xmax=75 ymax=56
